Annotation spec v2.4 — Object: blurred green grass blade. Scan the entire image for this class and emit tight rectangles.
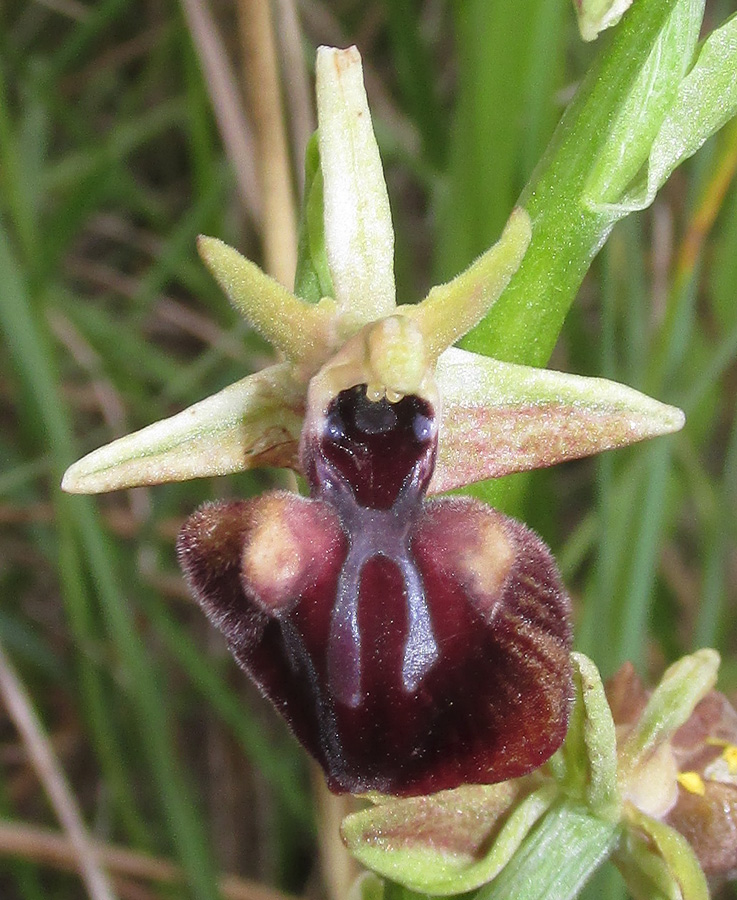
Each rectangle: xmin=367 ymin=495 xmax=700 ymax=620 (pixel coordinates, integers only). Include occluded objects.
xmin=181 ymin=29 xmax=219 ymax=221
xmin=518 ymin=0 xmax=568 ymax=176
xmin=0 ymin=226 xmax=74 ymax=461
xmin=612 ymin=440 xmax=673 ymax=671
xmin=381 ymin=0 xmax=447 ymax=168
xmin=693 ymin=413 xmax=737 ymax=647
xmin=576 ymin=454 xmax=647 ymax=666
xmin=47 ymin=0 xmax=129 ymax=76
xmin=0 ymin=67 xmax=38 ymax=270
xmin=129 ymin=169 xmax=228 ymax=312
xmin=0 ymin=457 xmax=49 ymax=496
xmin=0 ymin=221 xmax=221 ymax=899
xmin=558 ymin=511 xmax=597 ymax=582
xmin=711 ymin=167 xmax=737 ymax=331
xmin=40 ymin=164 xmax=129 ymax=280
xmin=0 ymin=793 xmax=46 ymax=900
xmin=437 ymin=0 xmax=564 ymax=278
xmin=72 ymin=502 xmax=222 ymax=899
xmin=624 ymin=275 xmax=649 ymax=382
xmin=576 ymin=244 xmax=618 ymax=664
xmin=0 ymin=609 xmax=63 ymax=678
xmin=56 ymin=525 xmax=153 ymax=846
xmin=576 ymin=220 xmax=670 ymax=675
xmin=62 ymin=300 xmax=185 ymax=393
xmin=44 ymin=99 xmax=187 ymax=194
xmin=0 ymin=221 xmax=152 ymax=843
xmin=681 ymin=311 xmax=737 ymax=412
xmin=579 ymin=441 xmax=673 ymax=676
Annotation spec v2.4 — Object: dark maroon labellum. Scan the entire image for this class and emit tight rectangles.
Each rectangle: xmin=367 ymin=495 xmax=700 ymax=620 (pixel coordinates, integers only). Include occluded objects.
xmin=177 ymin=385 xmax=573 ymax=795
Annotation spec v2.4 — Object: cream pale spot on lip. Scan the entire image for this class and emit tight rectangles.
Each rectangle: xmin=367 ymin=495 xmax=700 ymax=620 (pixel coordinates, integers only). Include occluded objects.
xmin=459 ymin=517 xmax=514 ymax=603
xmin=241 ymin=498 xmax=305 ymax=611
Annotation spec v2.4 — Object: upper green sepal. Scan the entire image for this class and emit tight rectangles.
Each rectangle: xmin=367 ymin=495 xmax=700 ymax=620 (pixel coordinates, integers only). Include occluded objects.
xmin=316 ymin=46 xmax=396 ymax=325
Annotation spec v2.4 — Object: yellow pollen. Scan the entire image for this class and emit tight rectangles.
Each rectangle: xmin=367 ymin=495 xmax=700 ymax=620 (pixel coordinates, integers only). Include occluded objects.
xmin=706 ymin=738 xmax=737 ymax=773
xmin=677 ymin=771 xmax=706 ymax=796
xmin=723 ymin=745 xmax=737 ymax=774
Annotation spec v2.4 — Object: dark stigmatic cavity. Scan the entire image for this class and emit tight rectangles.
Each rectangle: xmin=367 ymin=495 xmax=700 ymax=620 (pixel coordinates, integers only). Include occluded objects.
xmin=306 ymin=385 xmax=437 ymax=509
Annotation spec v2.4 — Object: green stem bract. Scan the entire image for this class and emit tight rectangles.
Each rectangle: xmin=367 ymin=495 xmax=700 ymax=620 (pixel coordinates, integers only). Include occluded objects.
xmin=474 ymin=803 xmax=620 ymax=900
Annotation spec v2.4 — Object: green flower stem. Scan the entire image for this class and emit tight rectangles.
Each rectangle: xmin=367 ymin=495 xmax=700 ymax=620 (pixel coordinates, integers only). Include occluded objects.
xmin=462 ymin=0 xmax=703 ymax=368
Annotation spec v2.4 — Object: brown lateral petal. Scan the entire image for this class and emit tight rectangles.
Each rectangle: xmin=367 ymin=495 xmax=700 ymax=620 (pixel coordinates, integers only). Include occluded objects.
xmin=605 ymin=661 xmax=650 ymax=727
xmin=671 ymin=691 xmax=737 ymax=773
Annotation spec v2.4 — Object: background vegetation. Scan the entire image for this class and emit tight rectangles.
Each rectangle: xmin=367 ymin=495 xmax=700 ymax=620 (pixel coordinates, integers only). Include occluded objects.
xmin=0 ymin=1 xmax=735 ymax=898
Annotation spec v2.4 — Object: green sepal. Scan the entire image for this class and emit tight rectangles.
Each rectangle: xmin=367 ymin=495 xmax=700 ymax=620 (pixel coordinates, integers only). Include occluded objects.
xmin=620 ymin=808 xmax=709 ymax=900
xmin=549 ymin=653 xmax=620 ymax=820
xmin=295 ymin=132 xmax=334 ymax=304
xmin=316 ymin=46 xmax=396 ymax=324
xmin=340 ymin=782 xmax=557 ymax=896
xmin=619 ymin=650 xmax=720 ymax=780
xmin=429 ymin=348 xmax=684 ymax=493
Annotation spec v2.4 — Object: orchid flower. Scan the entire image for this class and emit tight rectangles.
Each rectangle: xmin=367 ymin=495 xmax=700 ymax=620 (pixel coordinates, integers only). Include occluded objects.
xmin=62 ymin=46 xmax=684 ymax=796
xmin=342 ymin=651 xmax=735 ymax=900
